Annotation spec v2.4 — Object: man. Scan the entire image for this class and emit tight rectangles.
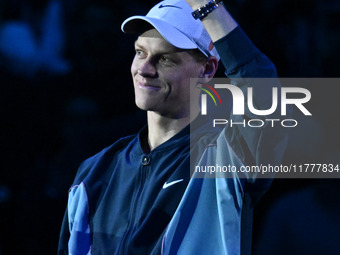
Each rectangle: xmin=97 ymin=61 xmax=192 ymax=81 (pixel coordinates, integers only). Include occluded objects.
xmin=58 ymin=0 xmax=289 ymax=254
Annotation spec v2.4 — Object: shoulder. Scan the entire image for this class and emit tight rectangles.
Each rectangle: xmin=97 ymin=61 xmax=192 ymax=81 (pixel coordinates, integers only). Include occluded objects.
xmin=71 ymin=134 xmax=137 ymax=186
xmin=88 ymin=135 xmax=136 ymax=162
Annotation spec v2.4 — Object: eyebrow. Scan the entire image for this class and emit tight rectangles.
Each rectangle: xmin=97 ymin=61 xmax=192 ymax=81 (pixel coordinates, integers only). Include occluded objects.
xmin=134 ymin=41 xmax=144 ymax=49
xmin=134 ymin=40 xmax=185 ymax=56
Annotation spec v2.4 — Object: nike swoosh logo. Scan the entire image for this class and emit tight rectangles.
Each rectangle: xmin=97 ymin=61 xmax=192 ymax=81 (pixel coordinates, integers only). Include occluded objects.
xmin=159 ymin=4 xmax=182 ymax=9
xmin=162 ymin=179 xmax=184 ymax=189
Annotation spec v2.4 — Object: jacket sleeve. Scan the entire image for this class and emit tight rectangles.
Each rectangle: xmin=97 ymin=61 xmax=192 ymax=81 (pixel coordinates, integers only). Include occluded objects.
xmin=214 ymin=26 xmax=278 ymax=79
xmin=58 ymin=209 xmax=69 ymax=254
xmin=214 ymin=26 xmax=291 ymax=194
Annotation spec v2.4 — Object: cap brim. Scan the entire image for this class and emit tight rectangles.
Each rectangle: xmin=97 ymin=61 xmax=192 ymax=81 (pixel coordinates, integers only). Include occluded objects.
xmin=121 ymin=16 xmax=198 ymax=50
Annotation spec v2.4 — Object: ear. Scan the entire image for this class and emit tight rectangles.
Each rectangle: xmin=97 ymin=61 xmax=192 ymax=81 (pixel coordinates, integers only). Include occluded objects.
xmin=199 ymin=56 xmax=219 ymax=83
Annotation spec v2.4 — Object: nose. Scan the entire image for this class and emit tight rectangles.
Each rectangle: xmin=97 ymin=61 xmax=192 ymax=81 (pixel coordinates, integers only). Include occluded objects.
xmin=137 ymin=58 xmax=157 ymax=77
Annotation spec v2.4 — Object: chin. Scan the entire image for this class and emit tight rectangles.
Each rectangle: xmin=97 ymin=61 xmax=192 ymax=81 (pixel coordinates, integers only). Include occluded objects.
xmin=135 ymin=100 xmax=154 ymax=111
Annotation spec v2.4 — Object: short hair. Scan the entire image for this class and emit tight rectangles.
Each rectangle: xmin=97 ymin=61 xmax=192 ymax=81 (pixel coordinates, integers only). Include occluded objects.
xmin=187 ymin=49 xmax=209 ymax=64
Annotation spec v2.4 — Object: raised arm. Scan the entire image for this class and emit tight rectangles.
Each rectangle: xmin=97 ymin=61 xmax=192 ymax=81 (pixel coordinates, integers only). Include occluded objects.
xmin=187 ymin=0 xmax=290 ymax=180
xmin=185 ymin=0 xmax=238 ymax=41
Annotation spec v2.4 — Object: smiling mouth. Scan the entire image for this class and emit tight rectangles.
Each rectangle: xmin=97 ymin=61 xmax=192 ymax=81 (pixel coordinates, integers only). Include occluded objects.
xmin=137 ymin=81 xmax=161 ymax=90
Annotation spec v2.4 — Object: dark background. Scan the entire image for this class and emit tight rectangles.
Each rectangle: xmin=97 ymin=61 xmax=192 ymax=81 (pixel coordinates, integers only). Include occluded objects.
xmin=0 ymin=0 xmax=339 ymax=254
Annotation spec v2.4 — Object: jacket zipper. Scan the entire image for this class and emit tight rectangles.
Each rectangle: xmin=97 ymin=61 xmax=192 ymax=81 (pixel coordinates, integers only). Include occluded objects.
xmin=119 ymin=164 xmax=147 ymax=254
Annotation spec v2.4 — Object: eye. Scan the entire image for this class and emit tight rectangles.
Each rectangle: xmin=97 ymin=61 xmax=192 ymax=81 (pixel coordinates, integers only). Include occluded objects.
xmin=160 ymin=56 xmax=169 ymax=62
xmin=160 ymin=55 xmax=175 ymax=65
xmin=135 ymin=49 xmax=146 ymax=58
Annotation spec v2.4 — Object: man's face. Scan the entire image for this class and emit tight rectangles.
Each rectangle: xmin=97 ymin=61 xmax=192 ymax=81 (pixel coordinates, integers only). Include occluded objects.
xmin=131 ymin=29 xmax=204 ymax=118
